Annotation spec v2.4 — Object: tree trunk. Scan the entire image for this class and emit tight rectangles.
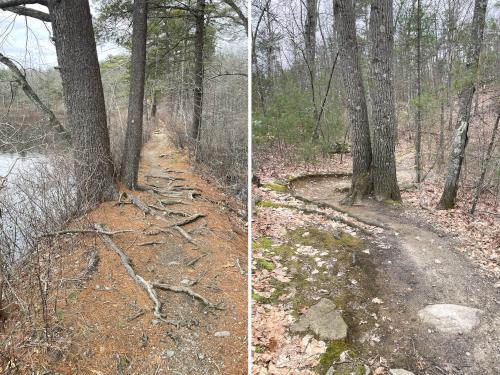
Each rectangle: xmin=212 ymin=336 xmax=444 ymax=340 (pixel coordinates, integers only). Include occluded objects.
xmin=414 ymin=0 xmax=422 ymax=182
xmin=305 ymin=0 xmax=320 ymax=140
xmin=368 ymin=0 xmax=401 ymax=201
xmin=470 ymin=113 xmax=499 ymax=214
xmin=47 ymin=0 xmax=116 ymax=207
xmin=191 ymin=0 xmax=205 ymax=144
xmin=437 ymin=0 xmax=488 ymax=209
xmin=333 ymin=0 xmax=372 ymax=204
xmin=120 ymin=0 xmax=148 ymax=189
xmin=0 ymin=52 xmax=65 ymax=135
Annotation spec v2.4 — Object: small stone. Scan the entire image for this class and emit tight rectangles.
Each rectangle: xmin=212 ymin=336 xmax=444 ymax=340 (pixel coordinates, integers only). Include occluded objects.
xmin=434 ymin=259 xmax=442 ymax=264
xmin=198 ymin=353 xmax=205 ymax=360
xmin=151 ymin=319 xmax=160 ymax=325
xmin=326 ymin=366 xmax=335 ymax=375
xmin=494 ymin=281 xmax=500 ymax=288
xmin=362 ymin=249 xmax=370 ymax=254
xmin=214 ymin=331 xmax=231 ymax=337
xmin=181 ymin=279 xmax=193 ymax=286
xmin=302 ymin=231 xmax=310 ymax=237
xmin=390 ymin=369 xmax=415 ymax=375
xmin=163 ymin=350 xmax=175 ymax=358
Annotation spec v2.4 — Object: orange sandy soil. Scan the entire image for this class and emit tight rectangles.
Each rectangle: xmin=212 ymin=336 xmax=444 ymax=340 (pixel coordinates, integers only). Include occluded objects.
xmin=2 ymin=130 xmax=247 ymax=374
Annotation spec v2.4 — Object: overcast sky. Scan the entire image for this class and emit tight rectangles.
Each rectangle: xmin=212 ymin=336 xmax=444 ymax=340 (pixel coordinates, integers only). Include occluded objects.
xmin=0 ymin=3 xmax=127 ymax=70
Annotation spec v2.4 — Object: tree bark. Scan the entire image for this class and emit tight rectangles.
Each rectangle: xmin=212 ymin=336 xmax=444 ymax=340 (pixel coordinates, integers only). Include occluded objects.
xmin=470 ymin=113 xmax=499 ymax=214
xmin=333 ymin=0 xmax=373 ymax=203
xmin=47 ymin=0 xmax=116 ymax=207
xmin=0 ymin=52 xmax=65 ymax=135
xmin=120 ymin=0 xmax=148 ymax=189
xmin=414 ymin=0 xmax=422 ymax=182
xmin=190 ymin=0 xmax=205 ymax=144
xmin=305 ymin=0 xmax=320 ymax=141
xmin=368 ymin=0 xmax=401 ymax=201
xmin=437 ymin=0 xmax=488 ymax=209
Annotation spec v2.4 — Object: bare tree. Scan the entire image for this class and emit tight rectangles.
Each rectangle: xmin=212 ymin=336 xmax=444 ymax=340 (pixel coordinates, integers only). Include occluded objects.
xmin=368 ymin=0 xmax=401 ymax=201
xmin=437 ymin=0 xmax=488 ymax=209
xmin=121 ymin=0 xmax=148 ymax=189
xmin=333 ymin=0 xmax=373 ymax=203
xmin=191 ymin=0 xmax=206 ymax=145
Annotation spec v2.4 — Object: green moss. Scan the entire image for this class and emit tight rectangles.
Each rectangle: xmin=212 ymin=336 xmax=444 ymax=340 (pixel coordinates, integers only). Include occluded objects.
xmin=256 ymin=200 xmax=293 ymax=209
xmin=383 ymin=198 xmax=403 ymax=207
xmin=256 ymin=259 xmax=275 ymax=271
xmin=252 ymin=237 xmax=273 ymax=249
xmin=255 ymin=345 xmax=264 ymax=353
xmin=117 ymin=320 xmax=127 ymax=329
xmin=268 ymin=244 xmax=295 ymax=257
xmin=263 ymin=183 xmax=288 ymax=192
xmin=67 ymin=291 xmax=77 ymax=300
xmin=338 ymin=232 xmax=362 ymax=249
xmin=317 ymin=340 xmax=351 ymax=372
xmin=252 ymin=291 xmax=266 ymax=303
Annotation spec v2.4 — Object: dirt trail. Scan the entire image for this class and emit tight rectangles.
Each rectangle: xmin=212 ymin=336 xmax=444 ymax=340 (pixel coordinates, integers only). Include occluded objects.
xmin=30 ymin=130 xmax=247 ymax=374
xmin=290 ymin=175 xmax=500 ymax=374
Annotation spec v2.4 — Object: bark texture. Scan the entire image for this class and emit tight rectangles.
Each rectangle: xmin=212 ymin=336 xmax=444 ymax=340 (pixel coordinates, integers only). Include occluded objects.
xmin=0 ymin=52 xmax=65 ymax=134
xmin=121 ymin=0 xmax=148 ymax=189
xmin=48 ymin=0 xmax=116 ymax=206
xmin=191 ymin=0 xmax=205 ymax=143
xmin=414 ymin=0 xmax=422 ymax=182
xmin=368 ymin=0 xmax=401 ymax=201
xmin=333 ymin=0 xmax=372 ymax=203
xmin=437 ymin=0 xmax=488 ymax=209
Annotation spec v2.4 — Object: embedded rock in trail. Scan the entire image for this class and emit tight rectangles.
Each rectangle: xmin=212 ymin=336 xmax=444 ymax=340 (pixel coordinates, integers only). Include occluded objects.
xmin=418 ymin=304 xmax=483 ymax=333
xmin=390 ymin=370 xmax=415 ymax=375
xmin=290 ymin=298 xmax=348 ymax=340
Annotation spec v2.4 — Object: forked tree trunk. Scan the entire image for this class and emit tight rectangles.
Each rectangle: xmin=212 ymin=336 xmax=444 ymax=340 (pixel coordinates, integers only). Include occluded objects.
xmin=437 ymin=0 xmax=488 ymax=209
xmin=48 ymin=0 xmax=116 ymax=207
xmin=191 ymin=0 xmax=205 ymax=144
xmin=333 ymin=0 xmax=372 ymax=203
xmin=368 ymin=0 xmax=401 ymax=201
xmin=121 ymin=0 xmax=148 ymax=189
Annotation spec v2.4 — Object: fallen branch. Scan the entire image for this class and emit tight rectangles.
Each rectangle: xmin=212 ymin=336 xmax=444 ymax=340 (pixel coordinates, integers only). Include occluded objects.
xmin=169 ymin=213 xmax=205 ymax=228
xmin=186 ymin=253 xmax=207 ymax=267
xmin=95 ymin=224 xmax=163 ymax=319
xmin=138 ymin=240 xmax=166 ymax=246
xmin=130 ymin=196 xmax=151 ymax=214
xmin=145 ymin=174 xmax=185 ymax=181
xmin=174 ymin=226 xmax=194 ymax=243
xmin=40 ymin=228 xmax=136 ymax=237
xmin=151 ymin=282 xmax=222 ymax=310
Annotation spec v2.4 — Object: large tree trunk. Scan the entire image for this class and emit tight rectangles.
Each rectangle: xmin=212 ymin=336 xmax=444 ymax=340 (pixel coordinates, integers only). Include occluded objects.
xmin=414 ymin=0 xmax=422 ymax=182
xmin=437 ymin=0 xmax=488 ymax=209
xmin=305 ymin=0 xmax=321 ymax=141
xmin=120 ymin=0 xmax=148 ymax=189
xmin=190 ymin=0 xmax=205 ymax=144
xmin=47 ymin=0 xmax=116 ymax=207
xmin=333 ymin=0 xmax=372 ymax=204
xmin=0 ymin=52 xmax=65 ymax=135
xmin=368 ymin=0 xmax=401 ymax=201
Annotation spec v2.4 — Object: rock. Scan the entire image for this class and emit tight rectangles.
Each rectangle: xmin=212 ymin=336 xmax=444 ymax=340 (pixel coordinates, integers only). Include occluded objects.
xmin=494 ymin=281 xmax=500 ymax=288
xmin=418 ymin=304 xmax=483 ymax=333
xmin=163 ymin=350 xmax=175 ymax=358
xmin=390 ymin=369 xmax=415 ymax=375
xmin=214 ymin=331 xmax=231 ymax=337
xmin=326 ymin=366 xmax=335 ymax=375
xmin=290 ymin=298 xmax=348 ymax=340
xmin=151 ymin=319 xmax=160 ymax=325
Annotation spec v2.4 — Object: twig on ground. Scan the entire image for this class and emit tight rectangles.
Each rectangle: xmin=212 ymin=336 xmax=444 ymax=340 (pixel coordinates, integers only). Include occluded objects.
xmin=40 ymin=228 xmax=136 ymax=237
xmin=186 ymin=253 xmax=207 ymax=267
xmin=169 ymin=213 xmax=205 ymax=227
xmin=174 ymin=225 xmax=194 ymax=243
xmin=138 ymin=240 xmax=166 ymax=246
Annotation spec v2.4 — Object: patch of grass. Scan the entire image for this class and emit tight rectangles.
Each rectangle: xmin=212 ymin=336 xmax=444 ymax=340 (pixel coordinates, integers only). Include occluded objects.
xmin=268 ymin=244 xmax=295 ymax=257
xmin=55 ymin=309 xmax=64 ymax=320
xmin=252 ymin=291 xmax=267 ymax=303
xmin=256 ymin=200 xmax=292 ymax=209
xmin=255 ymin=259 xmax=275 ymax=271
xmin=263 ymin=183 xmax=288 ymax=192
xmin=338 ymin=232 xmax=362 ymax=249
xmin=67 ymin=291 xmax=77 ymax=300
xmin=252 ymin=237 xmax=273 ymax=249
xmin=117 ymin=320 xmax=127 ymax=329
xmin=255 ymin=345 xmax=264 ymax=353
xmin=316 ymin=340 xmax=354 ymax=373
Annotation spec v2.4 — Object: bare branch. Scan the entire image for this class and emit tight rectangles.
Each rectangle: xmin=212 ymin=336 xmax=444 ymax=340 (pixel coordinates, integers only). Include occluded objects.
xmin=0 ymin=0 xmax=47 ymax=9
xmin=3 ymin=5 xmax=50 ymax=21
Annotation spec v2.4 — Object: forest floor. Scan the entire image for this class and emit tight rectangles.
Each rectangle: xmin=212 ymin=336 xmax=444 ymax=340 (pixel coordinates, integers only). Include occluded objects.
xmin=2 ymin=129 xmax=247 ymax=374
xmin=252 ymin=147 xmax=499 ymax=375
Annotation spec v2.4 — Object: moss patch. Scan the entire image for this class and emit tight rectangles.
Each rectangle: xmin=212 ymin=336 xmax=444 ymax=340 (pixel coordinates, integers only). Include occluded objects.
xmin=252 ymin=237 xmax=273 ymax=249
xmin=256 ymin=200 xmax=293 ymax=209
xmin=263 ymin=183 xmax=288 ymax=192
xmin=255 ymin=259 xmax=275 ymax=271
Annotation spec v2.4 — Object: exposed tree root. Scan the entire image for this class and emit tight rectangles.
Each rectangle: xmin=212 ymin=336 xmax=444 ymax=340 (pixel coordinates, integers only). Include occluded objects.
xmin=138 ymin=240 xmax=166 ymax=246
xmin=151 ymin=282 xmax=222 ymax=310
xmin=174 ymin=226 xmax=194 ymax=243
xmin=130 ymin=196 xmax=151 ymax=214
xmin=82 ymin=250 xmax=100 ymax=279
xmin=292 ymin=193 xmax=388 ymax=230
xmin=41 ymin=228 xmax=136 ymax=237
xmin=95 ymin=224 xmax=164 ymax=319
xmin=186 ymin=253 xmax=207 ymax=267
xmin=287 ymin=171 xmax=352 ymax=184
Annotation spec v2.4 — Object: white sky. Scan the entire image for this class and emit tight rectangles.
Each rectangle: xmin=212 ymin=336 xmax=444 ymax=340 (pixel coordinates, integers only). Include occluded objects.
xmin=0 ymin=2 xmax=127 ymax=70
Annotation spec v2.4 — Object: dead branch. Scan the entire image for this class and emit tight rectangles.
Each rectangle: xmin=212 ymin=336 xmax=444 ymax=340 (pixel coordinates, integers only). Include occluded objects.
xmin=130 ymin=196 xmax=151 ymax=214
xmin=95 ymin=224 xmax=163 ymax=319
xmin=173 ymin=225 xmax=194 ymax=243
xmin=186 ymin=253 xmax=207 ymax=267
xmin=40 ymin=228 xmax=136 ymax=237
xmin=169 ymin=213 xmax=205 ymax=227
xmin=151 ymin=282 xmax=222 ymax=310
xmin=138 ymin=240 xmax=166 ymax=246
